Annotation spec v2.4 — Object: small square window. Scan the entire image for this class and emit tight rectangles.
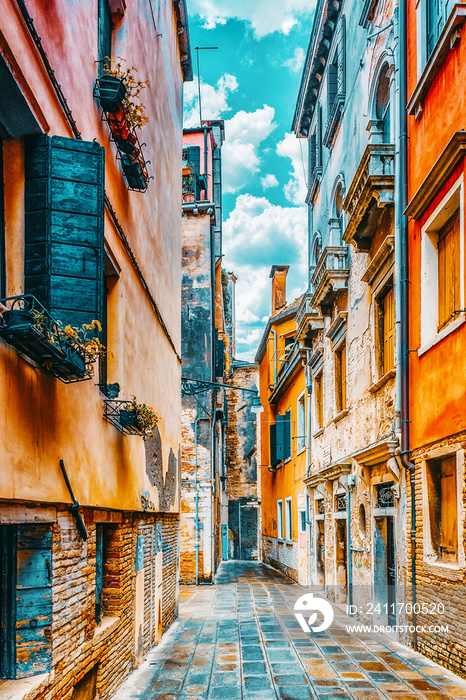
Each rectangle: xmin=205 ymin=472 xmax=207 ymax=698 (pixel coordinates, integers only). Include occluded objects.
xmin=426 ymin=455 xmax=458 ymax=564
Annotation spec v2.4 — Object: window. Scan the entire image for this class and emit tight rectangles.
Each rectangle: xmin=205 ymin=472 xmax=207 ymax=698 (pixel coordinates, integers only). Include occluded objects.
xmin=334 ymin=342 xmax=347 ymax=413
xmin=420 ymin=178 xmax=463 ymax=351
xmin=285 ymin=497 xmax=292 ymax=541
xmin=95 ymin=524 xmax=104 ymax=624
xmin=427 ymin=0 xmax=446 ymax=56
xmin=298 ymin=509 xmax=307 ymax=534
xmin=314 ymin=372 xmax=323 ymax=429
xmin=98 ymin=0 xmax=112 ymax=73
xmin=297 ymin=392 xmax=306 ymax=452
xmin=438 ymin=209 xmax=461 ymax=330
xmin=375 ymin=65 xmax=391 ymax=143
xmin=426 ymin=455 xmax=458 ymax=563
xmin=0 ymin=524 xmax=52 ymax=679
xmin=0 ymin=139 xmax=4 ymax=298
xmin=277 ymin=500 xmax=283 ymax=539
xmin=381 ymin=286 xmax=395 ymax=374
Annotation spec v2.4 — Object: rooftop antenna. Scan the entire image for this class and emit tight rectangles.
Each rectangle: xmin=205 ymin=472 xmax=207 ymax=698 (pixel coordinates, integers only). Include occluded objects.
xmin=195 ymin=46 xmax=218 ymax=125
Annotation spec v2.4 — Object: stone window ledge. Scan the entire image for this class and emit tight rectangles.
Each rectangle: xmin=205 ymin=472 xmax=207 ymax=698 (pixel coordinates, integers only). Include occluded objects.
xmin=418 ymin=314 xmax=465 ymax=357
xmin=93 ymin=615 xmax=120 ymax=646
xmin=313 ymin=428 xmax=324 ymax=439
xmin=369 ymin=369 xmax=396 ymax=393
xmin=332 ymin=408 xmax=349 ymax=424
xmin=422 ymin=560 xmax=464 ymax=581
xmin=0 ymin=672 xmax=54 ymax=700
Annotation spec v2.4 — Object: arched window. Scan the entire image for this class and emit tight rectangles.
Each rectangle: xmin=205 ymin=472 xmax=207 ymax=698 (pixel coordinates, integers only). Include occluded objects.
xmin=375 ymin=64 xmax=391 ymax=143
xmin=313 ymin=232 xmax=322 ymax=265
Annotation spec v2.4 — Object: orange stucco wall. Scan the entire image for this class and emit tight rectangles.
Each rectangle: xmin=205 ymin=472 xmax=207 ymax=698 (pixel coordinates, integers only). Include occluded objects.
xmin=0 ymin=0 xmax=184 ymax=512
xmin=407 ymin=2 xmax=466 ymax=450
xmin=259 ymin=313 xmax=307 ymax=544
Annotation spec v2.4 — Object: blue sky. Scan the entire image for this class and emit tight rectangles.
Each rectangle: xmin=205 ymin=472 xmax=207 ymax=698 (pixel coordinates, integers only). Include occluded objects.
xmin=184 ymin=1 xmax=316 ymax=360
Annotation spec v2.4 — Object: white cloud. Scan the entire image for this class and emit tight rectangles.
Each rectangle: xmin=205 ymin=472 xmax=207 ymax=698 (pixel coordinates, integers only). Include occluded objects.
xmin=282 ymin=47 xmax=306 ymax=73
xmin=261 ymin=173 xmax=279 ymax=189
xmin=223 ymin=194 xmax=308 ymax=359
xmin=276 ymin=131 xmax=308 ymax=205
xmin=183 ymin=74 xmax=238 ymax=127
xmin=188 ymin=0 xmax=315 ymax=37
xmin=222 ymin=105 xmax=276 ymax=193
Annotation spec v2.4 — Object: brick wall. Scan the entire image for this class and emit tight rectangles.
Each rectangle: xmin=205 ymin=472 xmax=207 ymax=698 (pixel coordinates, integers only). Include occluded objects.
xmin=9 ymin=504 xmax=180 ymax=700
xmin=407 ymin=432 xmax=466 ymax=678
xmin=262 ymin=534 xmax=299 ymax=582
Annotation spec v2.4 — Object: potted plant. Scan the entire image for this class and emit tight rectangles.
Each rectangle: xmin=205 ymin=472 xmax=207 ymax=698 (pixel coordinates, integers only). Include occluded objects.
xmin=129 ymin=395 xmax=159 ymax=436
xmin=99 ymin=57 xmax=149 ymax=130
xmin=182 ymin=164 xmax=196 ymax=202
xmin=96 ymin=73 xmax=127 ymax=112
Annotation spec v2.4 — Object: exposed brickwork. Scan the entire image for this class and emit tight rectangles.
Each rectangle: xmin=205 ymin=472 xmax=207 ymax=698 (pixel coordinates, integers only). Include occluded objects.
xmin=406 ymin=432 xmax=466 ymax=678
xmin=4 ymin=504 xmax=180 ymax=700
xmin=262 ymin=534 xmax=299 ymax=582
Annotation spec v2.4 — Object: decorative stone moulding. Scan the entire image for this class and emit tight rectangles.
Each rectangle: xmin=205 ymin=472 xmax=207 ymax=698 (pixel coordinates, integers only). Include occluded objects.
xmin=295 ymin=292 xmax=325 ymax=348
xmin=343 ymin=144 xmax=395 ymax=251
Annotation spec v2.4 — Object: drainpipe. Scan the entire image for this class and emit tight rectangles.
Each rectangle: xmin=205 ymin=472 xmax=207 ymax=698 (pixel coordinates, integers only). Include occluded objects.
xmin=347 ymin=487 xmax=353 ymax=610
xmin=194 ymin=417 xmax=200 ymax=586
xmin=394 ymin=0 xmax=417 ymax=648
xmin=305 ymin=357 xmax=313 ymax=585
xmin=271 ymin=329 xmax=277 ymax=385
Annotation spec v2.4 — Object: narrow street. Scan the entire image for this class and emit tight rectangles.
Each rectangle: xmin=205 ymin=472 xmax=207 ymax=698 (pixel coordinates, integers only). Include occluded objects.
xmin=111 ymin=562 xmax=466 ymax=700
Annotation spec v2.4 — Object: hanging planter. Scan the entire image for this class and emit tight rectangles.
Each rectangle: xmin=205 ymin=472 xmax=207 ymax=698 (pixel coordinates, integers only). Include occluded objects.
xmin=0 ymin=296 xmax=104 ymax=383
xmin=121 ymin=154 xmax=149 ymax=191
xmin=95 ymin=75 xmax=126 ymax=112
xmin=103 ymin=397 xmax=159 ymax=437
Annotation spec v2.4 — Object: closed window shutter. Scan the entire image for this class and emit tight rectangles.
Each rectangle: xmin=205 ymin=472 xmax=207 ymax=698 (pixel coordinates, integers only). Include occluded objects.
xmin=284 ymin=412 xmax=291 ymax=460
xmin=215 ymin=336 xmax=224 ymax=377
xmin=24 ymin=135 xmax=105 ymax=329
xmin=309 ymin=133 xmax=316 ymax=180
xmin=341 ymin=344 xmax=347 ymax=409
xmin=276 ymin=415 xmax=286 ymax=461
xmin=316 ymin=107 xmax=322 ymax=168
xmin=383 ymin=289 xmax=394 ymax=373
xmin=270 ymin=424 xmax=277 ymax=466
xmin=15 ymin=525 xmax=52 ymax=678
xmin=337 ymin=16 xmax=346 ymax=98
xmin=328 ymin=61 xmax=338 ymax=111
xmin=440 ymin=456 xmax=457 ymax=562
xmin=438 ymin=210 xmax=460 ymax=330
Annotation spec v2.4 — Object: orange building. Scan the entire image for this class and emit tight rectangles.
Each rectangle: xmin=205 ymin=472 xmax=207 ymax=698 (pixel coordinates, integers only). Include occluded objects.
xmin=405 ymin=0 xmax=466 ymax=674
xmin=256 ymin=266 xmax=309 ymax=584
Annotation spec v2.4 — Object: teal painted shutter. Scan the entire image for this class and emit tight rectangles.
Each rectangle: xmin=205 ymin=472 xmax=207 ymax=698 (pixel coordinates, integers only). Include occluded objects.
xmin=270 ymin=424 xmax=277 ymax=466
xmin=215 ymin=336 xmax=224 ymax=377
xmin=98 ymin=0 xmax=112 ymax=73
xmin=284 ymin=412 xmax=291 ymax=461
xmin=337 ymin=16 xmax=346 ymax=99
xmin=15 ymin=525 xmax=52 ymax=678
xmin=95 ymin=525 xmax=104 ymax=625
xmin=276 ymin=415 xmax=286 ymax=461
xmin=0 ymin=526 xmax=17 ymax=679
xmin=24 ymin=135 xmax=105 ymax=329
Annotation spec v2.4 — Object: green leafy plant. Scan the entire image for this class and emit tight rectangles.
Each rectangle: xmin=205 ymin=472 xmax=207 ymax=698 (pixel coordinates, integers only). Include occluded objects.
xmin=130 ymin=395 xmax=159 ymax=436
xmin=104 ymin=57 xmax=150 ymax=130
xmin=182 ymin=162 xmax=196 ymax=194
xmin=52 ymin=320 xmax=106 ymax=373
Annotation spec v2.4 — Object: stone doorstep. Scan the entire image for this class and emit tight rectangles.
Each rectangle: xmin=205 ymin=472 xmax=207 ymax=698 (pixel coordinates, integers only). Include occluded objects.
xmin=0 ymin=672 xmax=54 ymax=700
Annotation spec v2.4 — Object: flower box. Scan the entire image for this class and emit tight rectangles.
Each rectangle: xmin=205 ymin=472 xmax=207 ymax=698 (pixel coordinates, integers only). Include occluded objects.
xmin=96 ymin=75 xmax=126 ymax=112
xmin=121 ymin=154 xmax=149 ymax=191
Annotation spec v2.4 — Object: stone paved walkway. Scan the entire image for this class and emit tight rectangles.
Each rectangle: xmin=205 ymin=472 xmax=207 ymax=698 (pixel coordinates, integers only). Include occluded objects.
xmin=111 ymin=560 xmax=466 ymax=700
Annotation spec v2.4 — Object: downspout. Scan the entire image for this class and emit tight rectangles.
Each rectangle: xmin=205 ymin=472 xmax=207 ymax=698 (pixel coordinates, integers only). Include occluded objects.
xmin=194 ymin=417 xmax=200 ymax=586
xmin=305 ymin=358 xmax=313 ymax=585
xmin=394 ymin=0 xmax=417 ymax=648
xmin=271 ymin=329 xmax=277 ymax=386
xmin=347 ymin=487 xmax=353 ymax=610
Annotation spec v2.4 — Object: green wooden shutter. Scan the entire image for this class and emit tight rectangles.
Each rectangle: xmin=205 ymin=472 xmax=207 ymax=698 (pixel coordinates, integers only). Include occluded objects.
xmin=15 ymin=525 xmax=52 ymax=678
xmin=0 ymin=525 xmax=16 ymax=679
xmin=270 ymin=424 xmax=277 ymax=466
xmin=284 ymin=411 xmax=291 ymax=460
xmin=276 ymin=415 xmax=286 ymax=461
xmin=24 ymin=135 xmax=105 ymax=329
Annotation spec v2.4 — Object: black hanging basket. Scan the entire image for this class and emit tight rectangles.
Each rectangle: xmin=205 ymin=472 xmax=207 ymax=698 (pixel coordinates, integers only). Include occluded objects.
xmin=121 ymin=154 xmax=149 ymax=191
xmin=95 ymin=75 xmax=126 ymax=112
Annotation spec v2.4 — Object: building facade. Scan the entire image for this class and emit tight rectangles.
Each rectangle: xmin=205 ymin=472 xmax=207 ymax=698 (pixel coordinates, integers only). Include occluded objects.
xmin=180 ymin=121 xmax=228 ymax=584
xmin=291 ymin=0 xmax=411 ymax=620
xmin=405 ymin=0 xmax=466 ymax=675
xmin=256 ymin=267 xmax=308 ymax=584
xmin=0 ymin=0 xmax=190 ymax=697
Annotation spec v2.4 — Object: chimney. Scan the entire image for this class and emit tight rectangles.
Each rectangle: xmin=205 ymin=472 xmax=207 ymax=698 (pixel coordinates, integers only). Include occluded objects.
xmin=270 ymin=265 xmax=290 ymax=316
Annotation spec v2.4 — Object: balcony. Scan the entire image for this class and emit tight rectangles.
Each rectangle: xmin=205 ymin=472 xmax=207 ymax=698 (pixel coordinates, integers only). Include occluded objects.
xmin=343 ymin=144 xmax=395 ymax=252
xmin=269 ymin=341 xmax=306 ymax=405
xmin=310 ymin=247 xmax=349 ymax=317
xmin=295 ymin=292 xmax=325 ymax=348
